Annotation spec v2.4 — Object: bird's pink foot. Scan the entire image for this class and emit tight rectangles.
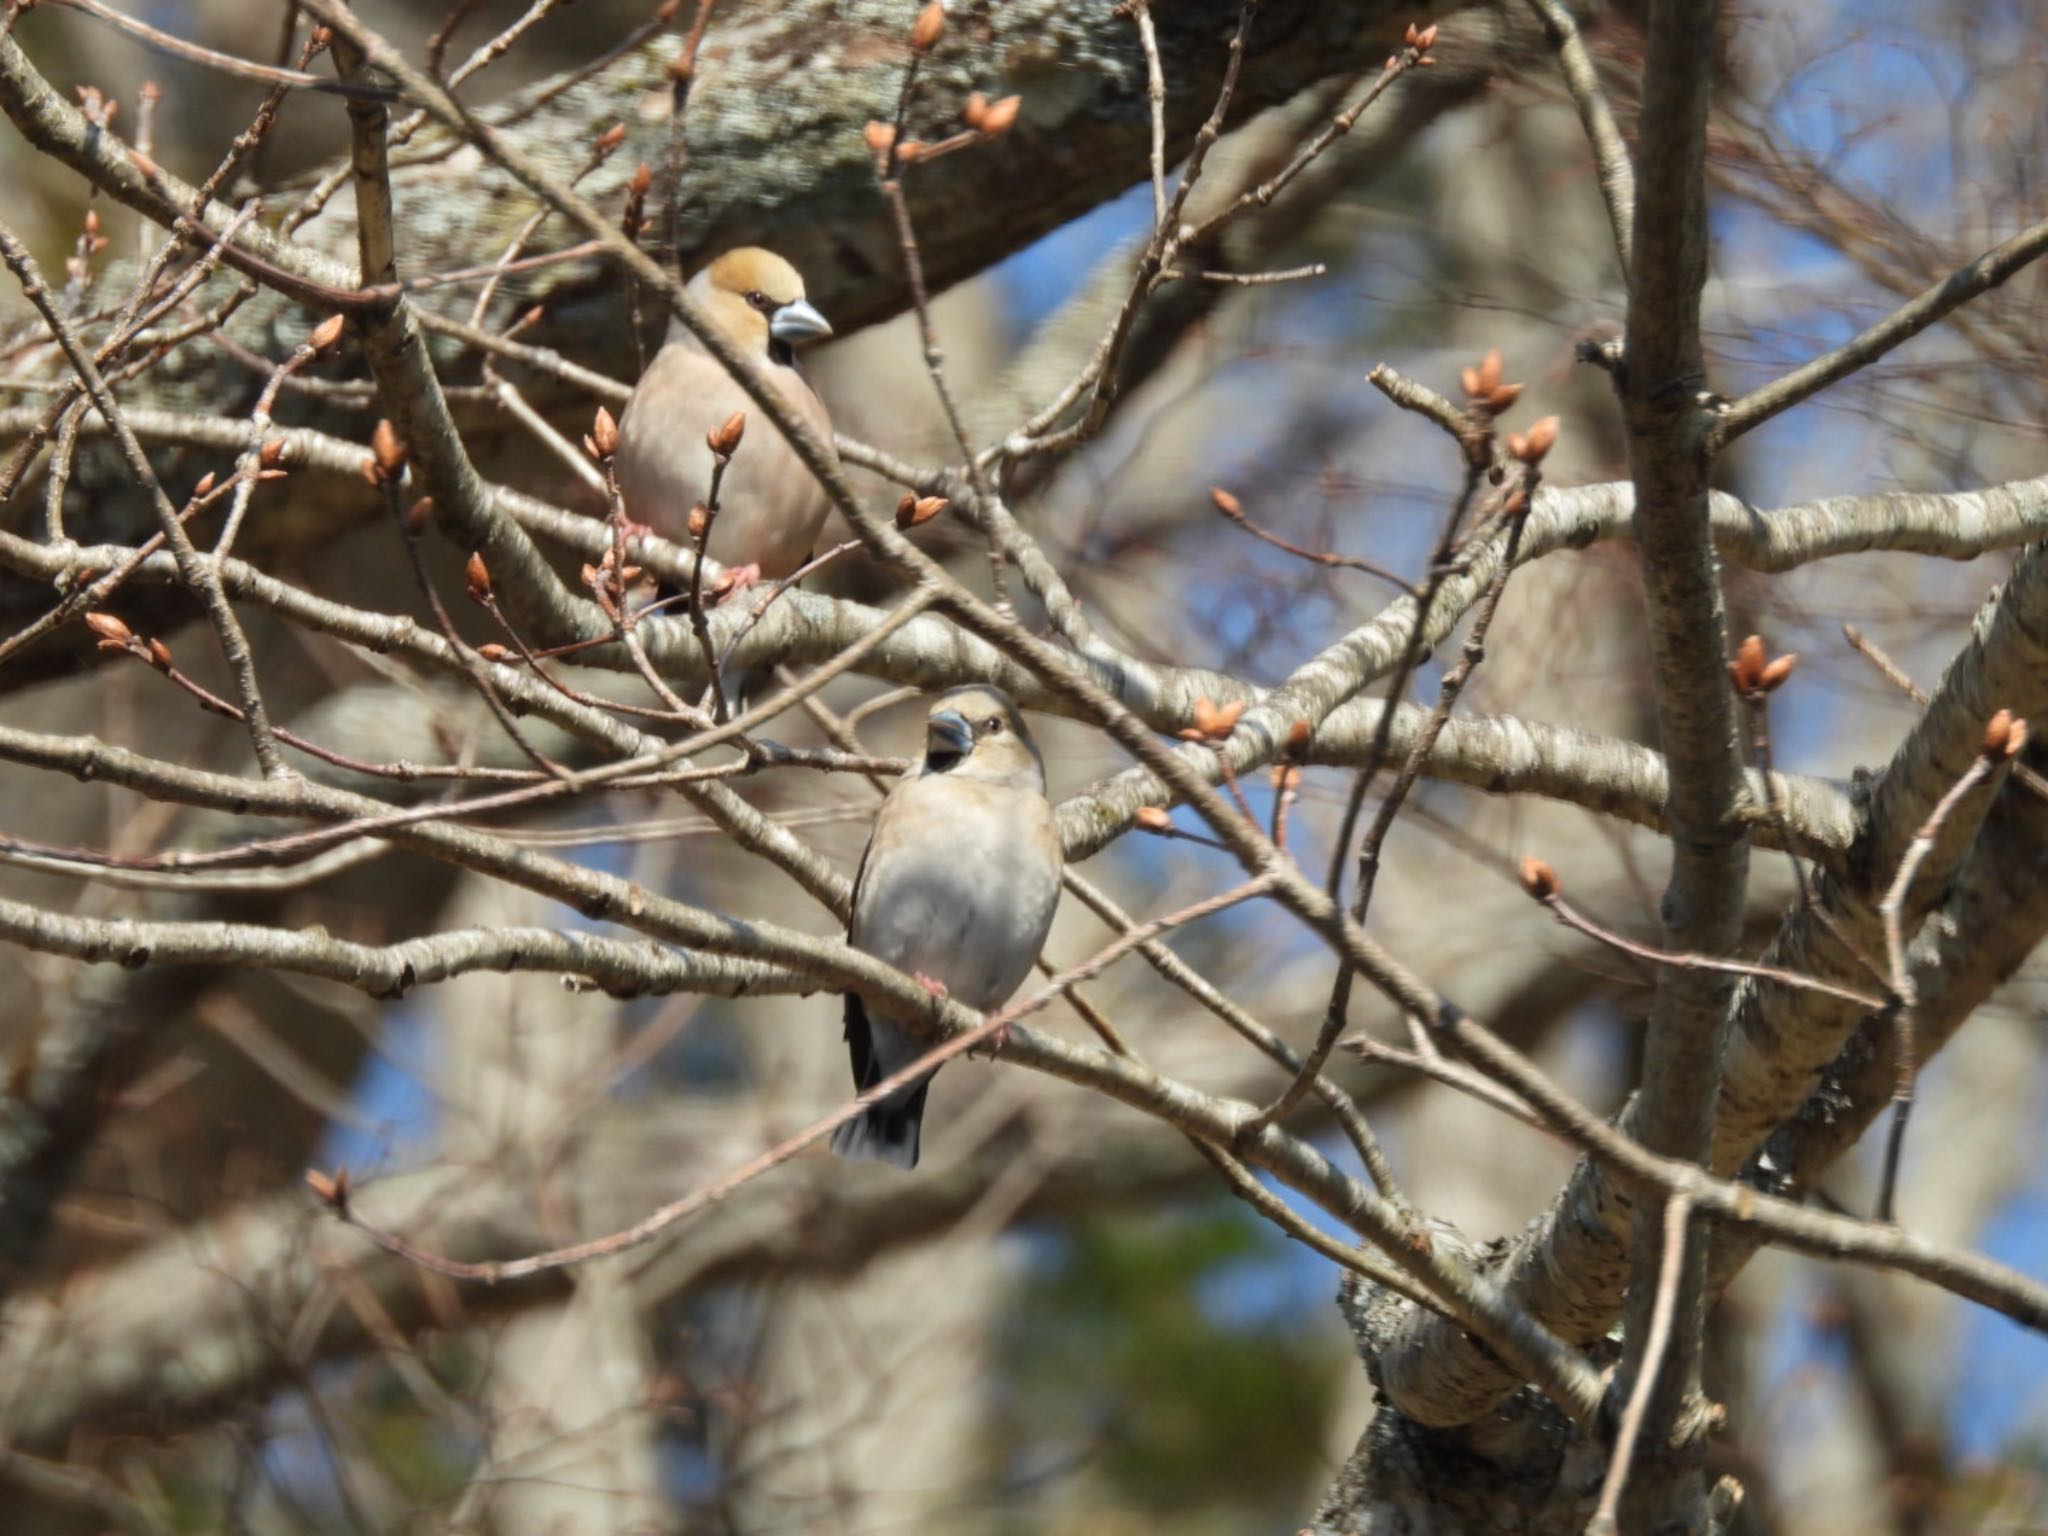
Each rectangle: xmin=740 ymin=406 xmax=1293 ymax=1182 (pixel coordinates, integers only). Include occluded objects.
xmin=913 ymin=972 xmax=950 ymax=1001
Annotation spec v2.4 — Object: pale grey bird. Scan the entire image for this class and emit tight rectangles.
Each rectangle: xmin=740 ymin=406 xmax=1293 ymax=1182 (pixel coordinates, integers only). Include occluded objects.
xmin=832 ymin=686 xmax=1063 ymax=1168
xmin=614 ymin=247 xmax=837 ymax=586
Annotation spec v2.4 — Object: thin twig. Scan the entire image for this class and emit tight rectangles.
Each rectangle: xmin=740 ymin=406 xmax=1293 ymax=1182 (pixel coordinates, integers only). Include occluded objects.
xmin=1587 ymin=1194 xmax=1695 ymax=1536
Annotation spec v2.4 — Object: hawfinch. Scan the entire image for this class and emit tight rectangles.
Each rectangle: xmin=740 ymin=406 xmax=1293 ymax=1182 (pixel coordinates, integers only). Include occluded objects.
xmin=615 ymin=247 xmax=837 ymax=583
xmin=833 ymin=687 xmax=1064 ymax=1168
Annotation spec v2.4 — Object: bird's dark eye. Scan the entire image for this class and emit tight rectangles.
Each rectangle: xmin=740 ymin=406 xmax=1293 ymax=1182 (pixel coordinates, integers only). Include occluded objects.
xmin=984 ymin=716 xmax=1004 ymax=734
xmin=745 ymin=290 xmax=773 ymax=312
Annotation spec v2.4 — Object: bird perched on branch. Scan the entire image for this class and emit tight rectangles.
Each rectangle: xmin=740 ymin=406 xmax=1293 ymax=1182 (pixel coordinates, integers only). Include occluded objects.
xmin=833 ymin=687 xmax=1064 ymax=1169
xmin=614 ymin=247 xmax=837 ymax=587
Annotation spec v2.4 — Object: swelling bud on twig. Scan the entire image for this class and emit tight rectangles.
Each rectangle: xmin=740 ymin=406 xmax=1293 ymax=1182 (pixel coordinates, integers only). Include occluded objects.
xmin=1190 ymin=696 xmax=1244 ymax=741
xmin=910 ymin=1 xmax=946 ymax=52
xmin=1519 ymin=856 xmax=1560 ymax=902
xmin=370 ymin=418 xmax=407 ymax=481
xmin=1210 ymin=486 xmax=1244 ymax=520
xmin=1728 ymin=633 xmax=1796 ymax=696
xmin=1285 ymin=718 xmax=1313 ymax=757
xmin=707 ymin=411 xmax=746 ymax=457
xmin=1134 ymin=805 xmax=1173 ymax=832
xmin=476 ymin=643 xmax=514 ymax=663
xmin=464 ymin=552 xmax=492 ymax=604
xmin=84 ymin=611 xmax=132 ymax=648
xmin=687 ymin=503 xmax=712 ymax=540
xmin=864 ymin=120 xmax=896 ymax=155
xmin=1459 ymin=348 xmax=1503 ymax=400
xmin=1982 ymin=709 xmax=2029 ymax=760
xmin=979 ymin=95 xmax=1021 ymax=135
xmin=1506 ymin=415 xmax=1558 ymax=464
xmin=895 ymin=493 xmax=948 ymax=529
xmin=304 ymin=1166 xmax=349 ymax=1209
xmin=308 ymin=313 xmax=346 ymax=353
xmin=591 ymin=405 xmax=620 ymax=458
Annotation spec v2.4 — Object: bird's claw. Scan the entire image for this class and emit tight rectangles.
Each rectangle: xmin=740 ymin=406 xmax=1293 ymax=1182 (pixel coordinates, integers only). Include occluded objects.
xmin=913 ymin=972 xmax=950 ymax=1001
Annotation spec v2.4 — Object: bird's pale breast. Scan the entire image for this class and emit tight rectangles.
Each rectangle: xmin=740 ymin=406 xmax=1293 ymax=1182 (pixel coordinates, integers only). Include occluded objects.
xmin=850 ymin=775 xmax=1061 ymax=1014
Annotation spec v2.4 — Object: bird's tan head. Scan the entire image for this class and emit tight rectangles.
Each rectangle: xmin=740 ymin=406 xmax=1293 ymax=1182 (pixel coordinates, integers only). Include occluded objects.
xmin=690 ymin=247 xmax=832 ymax=363
xmin=921 ymin=685 xmax=1044 ymax=789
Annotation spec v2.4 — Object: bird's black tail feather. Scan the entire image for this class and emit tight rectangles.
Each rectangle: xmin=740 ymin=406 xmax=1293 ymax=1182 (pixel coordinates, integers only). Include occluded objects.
xmin=831 ymin=994 xmax=931 ymax=1169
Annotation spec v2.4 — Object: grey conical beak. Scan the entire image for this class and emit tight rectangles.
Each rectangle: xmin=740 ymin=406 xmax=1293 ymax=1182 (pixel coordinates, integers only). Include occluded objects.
xmin=769 ymin=298 xmax=833 ymax=345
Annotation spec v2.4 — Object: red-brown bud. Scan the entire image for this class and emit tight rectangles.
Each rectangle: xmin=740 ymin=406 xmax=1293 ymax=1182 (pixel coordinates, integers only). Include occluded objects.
xmin=84 ymin=611 xmax=131 ymax=647
xmin=1210 ymin=486 xmax=1244 ymax=519
xmin=464 ymin=551 xmax=492 ymax=604
xmin=304 ymin=1165 xmax=349 ymax=1208
xmin=1729 ymin=633 xmax=1767 ymax=694
xmin=909 ymin=1 xmax=946 ymax=52
xmin=193 ymin=470 xmax=217 ymax=498
xmin=1758 ymin=652 xmax=1798 ymax=693
xmin=864 ymin=120 xmax=897 ymax=156
xmin=707 ymin=411 xmax=746 ymax=457
xmin=594 ymin=122 xmax=627 ymax=157
xmin=259 ymin=438 xmax=287 ymax=470
xmin=145 ymin=637 xmax=173 ymax=670
xmin=894 ymin=139 xmax=927 ymax=164
xmin=1134 ymin=805 xmax=1172 ymax=832
xmin=371 ymin=419 xmax=406 ymax=480
xmin=686 ymin=503 xmax=712 ymax=541
xmin=1190 ymin=696 xmax=1245 ymax=741
xmin=1519 ymin=856 xmax=1560 ymax=902
xmin=979 ymin=95 xmax=1022 ymax=135
xmin=591 ymin=405 xmax=620 ymax=458
xmin=628 ymin=163 xmax=653 ymax=197
xmin=1983 ymin=709 xmax=2029 ymax=760
xmin=1509 ymin=415 xmax=1559 ymax=464
xmin=476 ymin=643 xmax=514 ymax=663
xmin=896 ymin=494 xmax=948 ymax=529
xmin=1285 ymin=719 xmax=1313 ymax=757
xmin=963 ymin=91 xmax=989 ymax=130
xmin=309 ymin=313 xmax=346 ymax=353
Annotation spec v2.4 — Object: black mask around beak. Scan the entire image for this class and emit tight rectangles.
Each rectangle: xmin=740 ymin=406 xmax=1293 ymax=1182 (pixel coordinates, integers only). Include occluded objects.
xmin=925 ymin=710 xmax=973 ymax=772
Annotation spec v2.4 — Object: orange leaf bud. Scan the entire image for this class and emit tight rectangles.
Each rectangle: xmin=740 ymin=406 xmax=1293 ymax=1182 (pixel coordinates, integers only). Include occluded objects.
xmin=477 ymin=643 xmax=514 ymax=663
xmin=1134 ymin=805 xmax=1172 ymax=832
xmin=980 ymin=95 xmax=1022 ymax=135
xmin=707 ymin=411 xmax=746 ymax=456
xmin=963 ymin=91 xmax=989 ymax=130
xmin=145 ymin=637 xmax=173 ymax=670
xmin=591 ymin=405 xmax=620 ymax=458
xmin=687 ymin=503 xmax=712 ymax=540
xmin=594 ymin=122 xmax=627 ymax=156
xmin=1983 ymin=709 xmax=2028 ymax=760
xmin=371 ymin=418 xmax=406 ymax=480
xmin=909 ymin=1 xmax=946 ymax=52
xmin=1512 ymin=415 xmax=1559 ymax=464
xmin=1519 ymin=856 xmax=1560 ymax=901
xmin=309 ymin=312 xmax=346 ymax=352
xmin=1210 ymin=486 xmax=1244 ymax=519
xmin=464 ymin=551 xmax=492 ymax=604
xmin=864 ymin=120 xmax=897 ymax=155
xmin=193 ymin=471 xmax=217 ymax=498
xmin=1758 ymin=652 xmax=1798 ymax=693
xmin=84 ymin=610 xmax=131 ymax=646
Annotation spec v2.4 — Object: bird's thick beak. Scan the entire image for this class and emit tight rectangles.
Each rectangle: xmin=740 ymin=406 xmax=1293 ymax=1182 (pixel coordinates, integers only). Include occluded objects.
xmin=926 ymin=710 xmax=973 ymax=760
xmin=769 ymin=298 xmax=833 ymax=345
